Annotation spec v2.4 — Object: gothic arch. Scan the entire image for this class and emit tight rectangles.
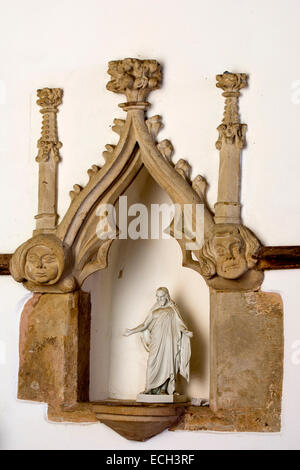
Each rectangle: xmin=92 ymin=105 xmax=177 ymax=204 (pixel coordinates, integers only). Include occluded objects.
xmin=10 ymin=59 xmax=263 ymax=293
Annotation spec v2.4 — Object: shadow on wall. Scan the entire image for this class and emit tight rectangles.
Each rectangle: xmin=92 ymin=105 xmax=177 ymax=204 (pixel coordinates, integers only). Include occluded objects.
xmin=174 ymin=291 xmax=208 ymax=399
xmin=83 ymin=266 xmax=114 ymax=401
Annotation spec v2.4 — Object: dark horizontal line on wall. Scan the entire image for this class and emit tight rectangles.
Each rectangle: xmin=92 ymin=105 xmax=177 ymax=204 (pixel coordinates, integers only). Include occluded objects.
xmin=0 ymin=254 xmax=12 ymax=275
xmin=257 ymin=246 xmax=300 ymax=270
xmin=1 ymin=247 xmax=300 ymax=276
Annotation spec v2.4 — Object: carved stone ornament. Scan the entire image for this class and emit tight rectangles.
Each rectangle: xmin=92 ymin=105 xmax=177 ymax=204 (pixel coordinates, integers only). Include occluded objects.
xmin=10 ymin=65 xmax=263 ymax=293
xmin=106 ymin=58 xmax=162 ymax=102
xmin=196 ymin=223 xmax=263 ymax=291
xmin=10 ymin=59 xmax=284 ymax=441
xmin=10 ymin=234 xmax=75 ymax=293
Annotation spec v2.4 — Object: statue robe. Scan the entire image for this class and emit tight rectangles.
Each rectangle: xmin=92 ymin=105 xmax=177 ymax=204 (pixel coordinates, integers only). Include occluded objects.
xmin=142 ymin=301 xmax=191 ymax=394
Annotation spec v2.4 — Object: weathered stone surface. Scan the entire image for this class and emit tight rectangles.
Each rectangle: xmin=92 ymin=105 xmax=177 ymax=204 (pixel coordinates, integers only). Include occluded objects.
xmin=18 ymin=290 xmax=91 ymax=405
xmin=47 ymin=400 xmax=281 ymax=434
xmin=214 ymin=72 xmax=247 ymax=224
xmin=48 ymin=400 xmax=186 ymax=440
xmin=48 ymin=403 xmax=98 ymax=423
xmin=209 ymin=290 xmax=283 ymax=424
xmin=197 ymin=224 xmax=263 ymax=291
xmin=172 ymin=405 xmax=281 ymax=432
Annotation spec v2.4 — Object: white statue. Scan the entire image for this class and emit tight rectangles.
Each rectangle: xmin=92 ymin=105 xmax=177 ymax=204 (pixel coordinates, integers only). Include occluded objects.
xmin=124 ymin=287 xmax=193 ymax=402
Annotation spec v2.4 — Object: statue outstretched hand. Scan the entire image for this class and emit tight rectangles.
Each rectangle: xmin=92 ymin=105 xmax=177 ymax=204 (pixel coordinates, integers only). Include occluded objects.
xmin=123 ymin=328 xmax=133 ymax=337
xmin=184 ymin=330 xmax=193 ymax=338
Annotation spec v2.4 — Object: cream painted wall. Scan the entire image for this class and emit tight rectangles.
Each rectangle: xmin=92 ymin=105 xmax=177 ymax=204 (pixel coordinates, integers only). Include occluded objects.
xmin=1 ymin=0 xmax=300 ymax=450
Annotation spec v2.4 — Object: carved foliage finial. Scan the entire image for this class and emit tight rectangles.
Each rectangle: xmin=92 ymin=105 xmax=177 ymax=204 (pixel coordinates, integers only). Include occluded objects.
xmin=36 ymin=88 xmax=63 ymax=108
xmin=216 ymin=72 xmax=247 ymax=95
xmin=36 ymin=88 xmax=63 ymax=163
xmin=106 ymin=58 xmax=162 ymax=102
xmin=216 ymin=72 xmax=247 ymax=150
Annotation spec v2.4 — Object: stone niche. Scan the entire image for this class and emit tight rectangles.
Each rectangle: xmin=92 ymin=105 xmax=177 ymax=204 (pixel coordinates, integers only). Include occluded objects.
xmin=11 ymin=59 xmax=285 ymax=440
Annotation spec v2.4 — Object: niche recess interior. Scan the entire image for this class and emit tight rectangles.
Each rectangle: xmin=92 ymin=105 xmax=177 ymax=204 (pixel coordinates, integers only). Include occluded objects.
xmin=9 ymin=58 xmax=288 ymax=441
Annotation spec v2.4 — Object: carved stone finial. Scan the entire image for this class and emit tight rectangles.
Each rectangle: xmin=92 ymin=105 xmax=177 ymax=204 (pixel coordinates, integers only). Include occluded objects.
xmin=214 ymin=73 xmax=247 ymax=225
xmin=215 ymin=72 xmax=247 ymax=150
xmin=34 ymin=88 xmax=63 ymax=234
xmin=106 ymin=58 xmax=162 ymax=104
xmin=216 ymin=72 xmax=247 ymax=95
xmin=36 ymin=88 xmax=63 ymax=109
xmin=36 ymin=88 xmax=63 ymax=163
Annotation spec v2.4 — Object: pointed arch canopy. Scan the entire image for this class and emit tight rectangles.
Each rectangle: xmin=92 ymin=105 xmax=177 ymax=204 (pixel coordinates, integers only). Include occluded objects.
xmin=10 ymin=59 xmax=263 ymax=293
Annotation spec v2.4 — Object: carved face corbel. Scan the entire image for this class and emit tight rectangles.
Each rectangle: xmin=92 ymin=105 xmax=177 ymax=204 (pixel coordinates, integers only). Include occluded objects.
xmin=10 ymin=234 xmax=75 ymax=293
xmin=196 ymin=223 xmax=264 ymax=291
xmin=25 ymin=244 xmax=60 ymax=284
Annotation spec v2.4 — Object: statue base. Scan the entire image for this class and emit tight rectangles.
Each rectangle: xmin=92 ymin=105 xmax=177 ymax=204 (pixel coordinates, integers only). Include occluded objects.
xmin=136 ymin=393 xmax=187 ymax=403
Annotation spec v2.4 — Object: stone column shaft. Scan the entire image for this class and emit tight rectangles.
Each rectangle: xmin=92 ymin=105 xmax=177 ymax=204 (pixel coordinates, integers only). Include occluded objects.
xmin=34 ymin=88 xmax=63 ymax=233
xmin=214 ymin=73 xmax=247 ymax=224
